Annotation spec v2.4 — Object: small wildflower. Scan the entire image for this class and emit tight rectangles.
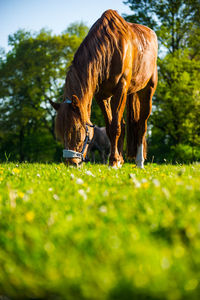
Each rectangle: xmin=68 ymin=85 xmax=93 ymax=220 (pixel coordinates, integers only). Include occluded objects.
xmin=152 ymin=179 xmax=160 ymax=187
xmin=18 ymin=192 xmax=24 ymax=198
xmin=78 ymin=189 xmax=87 ymax=200
xmin=25 ymin=211 xmax=35 ymax=222
xmin=27 ymin=189 xmax=33 ymax=194
xmin=53 ymin=194 xmax=59 ymax=201
xmin=12 ymin=168 xmax=20 ymax=174
xmin=99 ymin=205 xmax=107 ymax=213
xmin=131 ymin=177 xmax=141 ymax=188
xmin=142 ymin=182 xmax=149 ymax=188
xmin=70 ymin=173 xmax=75 ymax=180
xmin=76 ymin=178 xmax=84 ymax=185
xmin=66 ymin=214 xmax=73 ymax=221
xmin=48 ymin=214 xmax=55 ymax=226
xmin=161 ymin=257 xmax=170 ymax=270
xmin=37 ymin=173 xmax=40 ymax=177
xmin=85 ymin=170 xmax=95 ymax=177
xmin=141 ymin=178 xmax=148 ymax=183
xmin=186 ymin=185 xmax=192 ymax=190
xmin=103 ymin=190 xmax=109 ymax=197
xmin=129 ymin=173 xmax=136 ymax=179
xmin=162 ymin=188 xmax=170 ymax=199
xmin=48 ymin=187 xmax=53 ymax=192
xmin=9 ymin=189 xmax=17 ymax=208
xmin=133 ymin=180 xmax=141 ymax=188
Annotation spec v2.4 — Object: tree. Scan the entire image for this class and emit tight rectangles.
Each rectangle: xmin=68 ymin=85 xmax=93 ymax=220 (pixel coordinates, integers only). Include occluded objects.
xmin=124 ymin=0 xmax=200 ymax=53
xmin=124 ymin=0 xmax=200 ymax=162
xmin=0 ymin=23 xmax=88 ymax=162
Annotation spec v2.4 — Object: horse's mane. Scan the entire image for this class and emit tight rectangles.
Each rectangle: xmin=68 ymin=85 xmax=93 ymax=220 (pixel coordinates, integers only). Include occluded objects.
xmin=64 ymin=10 xmax=129 ymax=101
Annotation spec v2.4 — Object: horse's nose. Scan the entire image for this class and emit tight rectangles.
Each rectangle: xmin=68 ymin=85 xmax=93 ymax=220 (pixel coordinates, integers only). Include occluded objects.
xmin=66 ymin=158 xmax=82 ymax=167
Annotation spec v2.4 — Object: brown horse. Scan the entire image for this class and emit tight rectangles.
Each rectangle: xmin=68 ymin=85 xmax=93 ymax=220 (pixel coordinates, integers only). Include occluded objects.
xmin=50 ymin=10 xmax=158 ymax=168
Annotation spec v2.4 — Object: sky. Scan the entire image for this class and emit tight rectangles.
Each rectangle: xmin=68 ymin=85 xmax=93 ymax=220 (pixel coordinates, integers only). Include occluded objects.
xmin=0 ymin=0 xmax=132 ymax=51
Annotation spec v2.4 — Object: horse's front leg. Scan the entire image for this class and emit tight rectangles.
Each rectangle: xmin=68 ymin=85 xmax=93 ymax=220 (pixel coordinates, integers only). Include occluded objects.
xmin=109 ymin=79 xmax=128 ymax=167
xmin=117 ymin=118 xmax=125 ymax=164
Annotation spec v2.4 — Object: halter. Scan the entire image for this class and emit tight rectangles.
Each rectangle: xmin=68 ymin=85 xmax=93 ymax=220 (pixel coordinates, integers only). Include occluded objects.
xmin=62 ymin=98 xmax=95 ymax=162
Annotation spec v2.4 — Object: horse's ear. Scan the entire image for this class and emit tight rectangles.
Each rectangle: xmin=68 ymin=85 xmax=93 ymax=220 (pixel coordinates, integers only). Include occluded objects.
xmin=49 ymin=100 xmax=60 ymax=111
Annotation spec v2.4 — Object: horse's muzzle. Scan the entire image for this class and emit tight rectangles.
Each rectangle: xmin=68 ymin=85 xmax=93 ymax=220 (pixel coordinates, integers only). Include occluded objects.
xmin=65 ymin=157 xmax=83 ymax=167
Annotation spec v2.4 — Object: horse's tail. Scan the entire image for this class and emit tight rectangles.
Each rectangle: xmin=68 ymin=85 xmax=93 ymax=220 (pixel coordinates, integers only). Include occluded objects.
xmin=126 ymin=93 xmax=144 ymax=159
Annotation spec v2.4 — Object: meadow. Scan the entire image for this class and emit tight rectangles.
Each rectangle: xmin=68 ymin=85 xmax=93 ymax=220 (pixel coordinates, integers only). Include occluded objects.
xmin=0 ymin=162 xmax=199 ymax=300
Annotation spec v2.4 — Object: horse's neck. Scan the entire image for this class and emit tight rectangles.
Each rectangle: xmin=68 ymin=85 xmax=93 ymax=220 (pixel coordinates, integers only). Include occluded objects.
xmin=65 ymin=67 xmax=96 ymax=122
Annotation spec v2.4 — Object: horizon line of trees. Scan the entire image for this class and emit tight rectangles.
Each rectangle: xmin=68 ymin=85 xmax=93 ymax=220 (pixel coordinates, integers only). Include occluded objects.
xmin=0 ymin=0 xmax=200 ymax=163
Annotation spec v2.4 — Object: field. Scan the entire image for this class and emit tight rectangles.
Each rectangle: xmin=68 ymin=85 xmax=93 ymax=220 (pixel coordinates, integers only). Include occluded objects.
xmin=0 ymin=162 xmax=200 ymax=300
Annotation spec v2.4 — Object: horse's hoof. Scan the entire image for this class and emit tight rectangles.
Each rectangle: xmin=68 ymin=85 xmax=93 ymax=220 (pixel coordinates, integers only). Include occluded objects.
xmin=109 ymin=160 xmax=122 ymax=168
xmin=136 ymin=161 xmax=144 ymax=169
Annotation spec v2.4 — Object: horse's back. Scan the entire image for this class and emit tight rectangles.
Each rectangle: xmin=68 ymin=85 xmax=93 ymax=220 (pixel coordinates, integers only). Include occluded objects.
xmin=95 ymin=10 xmax=158 ymax=94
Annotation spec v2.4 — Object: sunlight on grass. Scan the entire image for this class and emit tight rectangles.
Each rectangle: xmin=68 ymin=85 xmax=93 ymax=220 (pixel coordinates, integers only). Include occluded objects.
xmin=0 ymin=163 xmax=200 ymax=299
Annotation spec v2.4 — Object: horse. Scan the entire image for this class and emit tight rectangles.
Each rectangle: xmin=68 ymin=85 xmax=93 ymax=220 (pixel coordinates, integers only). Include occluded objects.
xmin=86 ymin=126 xmax=110 ymax=164
xmin=50 ymin=9 xmax=158 ymax=168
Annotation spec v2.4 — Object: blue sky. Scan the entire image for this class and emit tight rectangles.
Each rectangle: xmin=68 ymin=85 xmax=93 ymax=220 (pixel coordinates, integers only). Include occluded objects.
xmin=0 ymin=0 xmax=132 ymax=51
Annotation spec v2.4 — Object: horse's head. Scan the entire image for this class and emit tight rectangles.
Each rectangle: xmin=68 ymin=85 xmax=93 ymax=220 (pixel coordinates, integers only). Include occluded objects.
xmin=50 ymin=95 xmax=94 ymax=166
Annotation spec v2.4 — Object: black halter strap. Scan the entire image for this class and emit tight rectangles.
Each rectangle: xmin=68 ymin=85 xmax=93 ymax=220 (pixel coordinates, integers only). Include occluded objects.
xmin=81 ymin=123 xmax=95 ymax=160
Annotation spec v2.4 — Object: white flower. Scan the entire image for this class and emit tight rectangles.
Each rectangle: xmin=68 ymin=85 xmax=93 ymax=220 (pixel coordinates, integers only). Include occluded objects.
xmin=70 ymin=174 xmax=75 ymax=180
xmin=134 ymin=181 xmax=141 ymax=188
xmin=37 ymin=173 xmax=40 ymax=177
xmin=48 ymin=187 xmax=53 ymax=191
xmin=53 ymin=194 xmax=59 ymax=201
xmin=76 ymin=178 xmax=84 ymax=185
xmin=27 ymin=189 xmax=33 ymax=194
xmin=103 ymin=190 xmax=109 ymax=197
xmin=78 ymin=189 xmax=87 ymax=200
xmin=152 ymin=179 xmax=160 ymax=187
xmin=161 ymin=257 xmax=170 ymax=270
xmin=129 ymin=173 xmax=136 ymax=179
xmin=141 ymin=178 xmax=148 ymax=183
xmin=162 ymin=188 xmax=170 ymax=199
xmin=85 ymin=170 xmax=95 ymax=177
xmin=130 ymin=176 xmax=141 ymax=188
xmin=99 ymin=205 xmax=107 ymax=213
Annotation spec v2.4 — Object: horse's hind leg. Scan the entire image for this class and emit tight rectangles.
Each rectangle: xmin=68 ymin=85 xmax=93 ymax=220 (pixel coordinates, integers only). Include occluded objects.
xmin=135 ymin=72 xmax=157 ymax=168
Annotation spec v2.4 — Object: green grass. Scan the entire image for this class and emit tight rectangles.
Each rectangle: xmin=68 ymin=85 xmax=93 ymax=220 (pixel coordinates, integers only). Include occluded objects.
xmin=0 ymin=162 xmax=200 ymax=300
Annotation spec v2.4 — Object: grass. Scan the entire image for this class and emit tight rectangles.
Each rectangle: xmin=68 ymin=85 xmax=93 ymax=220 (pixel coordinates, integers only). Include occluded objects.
xmin=0 ymin=162 xmax=200 ymax=300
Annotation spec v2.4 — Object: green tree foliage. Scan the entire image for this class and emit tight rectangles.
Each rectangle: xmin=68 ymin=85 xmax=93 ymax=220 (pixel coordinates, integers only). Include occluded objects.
xmin=150 ymin=50 xmax=200 ymax=162
xmin=0 ymin=23 xmax=88 ymax=162
xmin=124 ymin=0 xmax=200 ymax=162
